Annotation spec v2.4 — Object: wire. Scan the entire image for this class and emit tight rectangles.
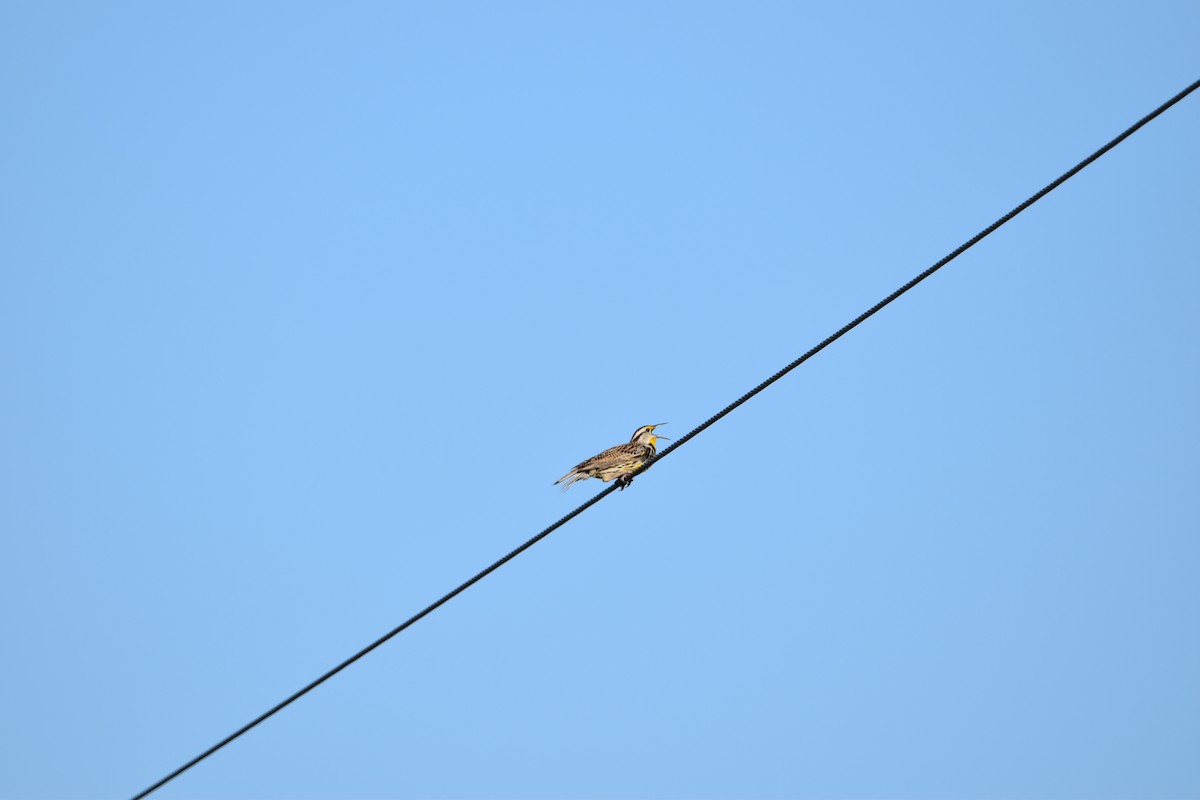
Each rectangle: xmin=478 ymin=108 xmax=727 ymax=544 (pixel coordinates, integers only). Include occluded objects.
xmin=131 ymin=484 xmax=623 ymax=800
xmin=130 ymin=77 xmax=1200 ymax=800
xmin=641 ymin=78 xmax=1200 ymax=473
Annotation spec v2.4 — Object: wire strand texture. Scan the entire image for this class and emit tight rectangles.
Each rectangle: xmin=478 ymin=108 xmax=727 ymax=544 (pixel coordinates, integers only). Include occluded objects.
xmin=130 ymin=77 xmax=1200 ymax=800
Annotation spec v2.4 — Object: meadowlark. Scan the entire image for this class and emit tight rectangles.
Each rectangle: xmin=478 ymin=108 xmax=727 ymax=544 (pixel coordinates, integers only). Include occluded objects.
xmin=554 ymin=424 xmax=669 ymax=491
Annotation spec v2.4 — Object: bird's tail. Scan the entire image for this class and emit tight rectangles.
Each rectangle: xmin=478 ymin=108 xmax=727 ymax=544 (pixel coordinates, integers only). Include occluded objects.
xmin=554 ymin=470 xmax=585 ymax=491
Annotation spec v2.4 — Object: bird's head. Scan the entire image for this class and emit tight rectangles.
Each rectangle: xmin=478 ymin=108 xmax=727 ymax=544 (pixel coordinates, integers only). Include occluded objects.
xmin=631 ymin=423 xmax=669 ymax=447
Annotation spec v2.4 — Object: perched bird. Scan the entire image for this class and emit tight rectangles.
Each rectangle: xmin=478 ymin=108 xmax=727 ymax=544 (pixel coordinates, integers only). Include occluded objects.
xmin=555 ymin=424 xmax=669 ymax=491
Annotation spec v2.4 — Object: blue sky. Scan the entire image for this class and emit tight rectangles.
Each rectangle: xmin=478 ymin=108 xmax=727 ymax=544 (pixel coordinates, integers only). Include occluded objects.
xmin=2 ymin=3 xmax=1198 ymax=798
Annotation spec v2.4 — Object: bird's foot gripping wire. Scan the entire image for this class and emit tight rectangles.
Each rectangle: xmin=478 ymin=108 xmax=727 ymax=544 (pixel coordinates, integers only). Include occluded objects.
xmin=615 ymin=474 xmax=633 ymax=490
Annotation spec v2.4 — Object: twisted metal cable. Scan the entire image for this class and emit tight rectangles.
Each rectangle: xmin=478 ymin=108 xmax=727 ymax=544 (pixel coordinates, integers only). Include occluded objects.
xmin=641 ymin=78 xmax=1200 ymax=472
xmin=131 ymin=77 xmax=1199 ymax=800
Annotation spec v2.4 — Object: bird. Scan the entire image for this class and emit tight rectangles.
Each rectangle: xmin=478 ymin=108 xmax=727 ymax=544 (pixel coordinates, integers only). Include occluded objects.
xmin=554 ymin=424 xmax=669 ymax=491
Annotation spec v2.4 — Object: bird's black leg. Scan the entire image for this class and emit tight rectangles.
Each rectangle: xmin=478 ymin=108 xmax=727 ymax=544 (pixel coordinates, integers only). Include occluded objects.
xmin=616 ymin=474 xmax=633 ymax=490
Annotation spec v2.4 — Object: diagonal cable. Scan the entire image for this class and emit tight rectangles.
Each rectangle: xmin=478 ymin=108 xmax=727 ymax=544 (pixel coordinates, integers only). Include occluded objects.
xmin=130 ymin=77 xmax=1199 ymax=800
xmin=641 ymin=79 xmax=1200 ymax=472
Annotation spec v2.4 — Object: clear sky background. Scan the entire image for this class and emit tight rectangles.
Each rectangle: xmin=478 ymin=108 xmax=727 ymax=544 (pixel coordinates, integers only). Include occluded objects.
xmin=2 ymin=3 xmax=1198 ymax=799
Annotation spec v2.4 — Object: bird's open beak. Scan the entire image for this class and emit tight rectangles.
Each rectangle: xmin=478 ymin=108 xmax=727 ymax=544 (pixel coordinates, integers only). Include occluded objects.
xmin=652 ymin=423 xmax=670 ymax=440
